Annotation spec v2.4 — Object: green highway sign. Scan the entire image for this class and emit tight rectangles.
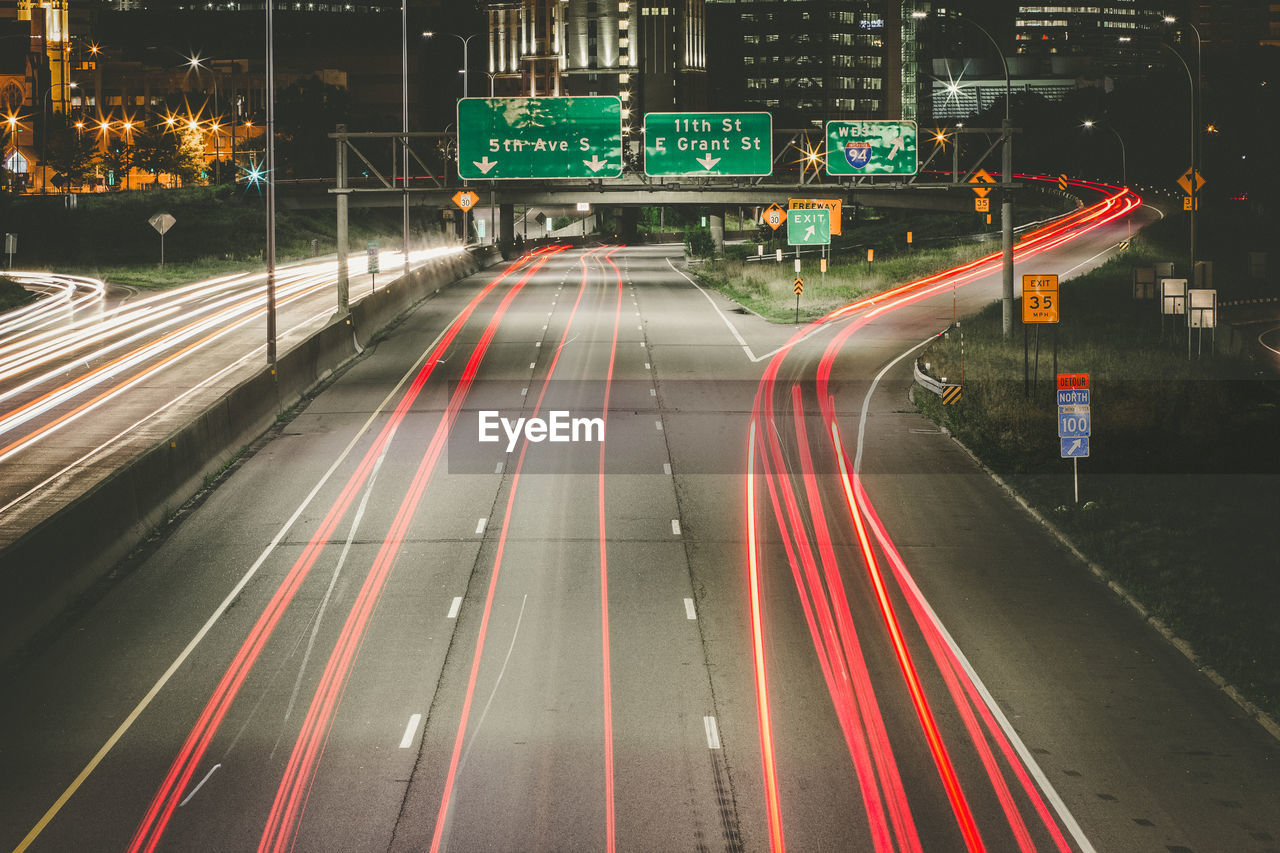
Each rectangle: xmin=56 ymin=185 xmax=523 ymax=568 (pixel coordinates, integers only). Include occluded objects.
xmin=787 ymin=209 xmax=831 ymax=246
xmin=825 ymin=120 xmax=918 ymax=176
xmin=457 ymin=97 xmax=623 ymax=180
xmin=643 ymin=112 xmax=772 ymax=177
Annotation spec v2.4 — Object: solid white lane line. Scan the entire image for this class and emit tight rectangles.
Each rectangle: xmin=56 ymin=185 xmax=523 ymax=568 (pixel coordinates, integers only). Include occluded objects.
xmin=447 ymin=597 xmax=462 ymax=619
xmin=663 ymin=463 xmax=671 ymax=475
xmin=684 ymin=598 xmax=697 ymax=620
xmin=178 ymin=763 xmax=221 ymax=807
xmin=671 ymin=519 xmax=681 ymax=535
xmin=400 ymin=714 xmax=423 ymax=749
xmin=475 ymin=517 xmax=487 ymax=535
xmin=704 ymin=716 xmax=721 ymax=749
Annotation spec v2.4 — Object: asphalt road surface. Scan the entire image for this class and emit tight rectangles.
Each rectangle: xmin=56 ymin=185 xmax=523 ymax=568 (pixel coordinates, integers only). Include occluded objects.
xmin=3 ymin=192 xmax=1280 ymax=852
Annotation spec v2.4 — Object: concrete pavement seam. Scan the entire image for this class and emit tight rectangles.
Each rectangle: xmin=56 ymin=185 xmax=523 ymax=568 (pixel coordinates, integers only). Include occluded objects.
xmin=908 ymin=386 xmax=1280 ymax=745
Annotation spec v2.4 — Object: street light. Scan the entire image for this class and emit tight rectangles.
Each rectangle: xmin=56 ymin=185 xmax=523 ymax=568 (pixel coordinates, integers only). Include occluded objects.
xmin=423 ymin=31 xmax=481 ymax=99
xmin=1083 ymin=119 xmax=1130 ymax=239
xmin=929 ymin=11 xmax=1014 ymax=337
xmin=1162 ymin=15 xmax=1202 ymax=276
xmin=186 ymin=54 xmax=222 ymax=183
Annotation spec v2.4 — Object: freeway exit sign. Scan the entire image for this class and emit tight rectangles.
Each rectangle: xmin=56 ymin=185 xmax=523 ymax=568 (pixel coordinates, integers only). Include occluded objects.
xmin=787 ymin=209 xmax=830 ymax=246
xmin=457 ymin=96 xmax=622 ymax=180
xmin=643 ymin=112 xmax=772 ymax=177
xmin=825 ymin=120 xmax=918 ymax=176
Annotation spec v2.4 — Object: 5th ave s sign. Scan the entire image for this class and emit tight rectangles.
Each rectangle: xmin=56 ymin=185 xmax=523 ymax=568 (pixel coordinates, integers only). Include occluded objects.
xmin=457 ymin=96 xmax=623 ymax=180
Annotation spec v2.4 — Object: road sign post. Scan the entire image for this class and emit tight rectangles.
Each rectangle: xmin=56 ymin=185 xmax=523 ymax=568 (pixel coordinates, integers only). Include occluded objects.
xmin=1022 ymin=274 xmax=1060 ymax=395
xmin=824 ymin=120 xmax=918 ymax=176
xmin=148 ymin=212 xmax=176 ymax=269
xmin=1057 ymin=373 xmax=1091 ymax=503
xmin=643 ymin=112 xmax=772 ymax=177
xmin=794 ymin=276 xmax=803 ymax=323
xmin=457 ymin=97 xmax=623 ymax=180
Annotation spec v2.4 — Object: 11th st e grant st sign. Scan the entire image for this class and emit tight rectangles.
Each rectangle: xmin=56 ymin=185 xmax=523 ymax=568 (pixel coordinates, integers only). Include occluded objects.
xmin=457 ymin=96 xmax=623 ymax=180
xmin=825 ymin=119 xmax=918 ymax=176
xmin=643 ymin=112 xmax=772 ymax=177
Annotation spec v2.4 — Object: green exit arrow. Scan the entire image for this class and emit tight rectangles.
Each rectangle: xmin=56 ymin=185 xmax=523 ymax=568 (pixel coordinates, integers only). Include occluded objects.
xmin=787 ymin=209 xmax=831 ymax=246
xmin=643 ymin=112 xmax=773 ymax=177
xmin=457 ymin=97 xmax=623 ymax=180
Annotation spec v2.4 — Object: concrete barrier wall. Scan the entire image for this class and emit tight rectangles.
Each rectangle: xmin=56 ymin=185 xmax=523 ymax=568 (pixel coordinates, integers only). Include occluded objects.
xmin=0 ymin=247 xmax=494 ymax=660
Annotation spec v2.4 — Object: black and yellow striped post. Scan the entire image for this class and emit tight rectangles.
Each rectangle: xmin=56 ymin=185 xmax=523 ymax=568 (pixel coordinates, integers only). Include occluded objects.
xmin=941 ymin=384 xmax=963 ymax=405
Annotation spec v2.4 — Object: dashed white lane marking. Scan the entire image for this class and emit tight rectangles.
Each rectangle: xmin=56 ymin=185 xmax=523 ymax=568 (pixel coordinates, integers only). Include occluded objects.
xmin=542 ymin=325 xmax=547 ymax=331
xmin=639 ymin=342 xmax=646 ymax=348
xmin=644 ymin=362 xmax=651 ymax=370
xmin=704 ymin=716 xmax=721 ymax=750
xmin=637 ymin=325 xmax=643 ymax=330
xmin=649 ymin=388 xmax=656 ymax=396
xmin=663 ymin=462 xmax=672 ymax=475
xmin=520 ymin=388 xmax=528 ymax=396
xmin=495 ymin=461 xmax=504 ymax=474
xmin=475 ymin=517 xmax=487 ymax=535
xmin=400 ymin=714 xmax=423 ymax=749
xmin=684 ymin=598 xmax=697 ymax=620
xmin=447 ymin=597 xmax=462 ymax=619
xmin=178 ymin=764 xmax=221 ymax=807
xmin=671 ymin=519 xmax=681 ymax=535
xmin=529 ymin=362 xmax=536 ymax=369
xmin=655 ymin=420 xmax=663 ymax=431
xmin=535 ymin=341 xmax=542 ymax=347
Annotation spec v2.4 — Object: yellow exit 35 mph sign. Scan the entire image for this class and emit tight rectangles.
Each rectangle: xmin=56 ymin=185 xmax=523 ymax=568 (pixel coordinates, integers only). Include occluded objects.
xmin=1023 ymin=274 xmax=1059 ymax=323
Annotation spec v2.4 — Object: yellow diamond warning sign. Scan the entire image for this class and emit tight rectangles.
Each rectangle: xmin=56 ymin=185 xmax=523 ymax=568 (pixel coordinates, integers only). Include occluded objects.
xmin=452 ymin=190 xmax=479 ymax=211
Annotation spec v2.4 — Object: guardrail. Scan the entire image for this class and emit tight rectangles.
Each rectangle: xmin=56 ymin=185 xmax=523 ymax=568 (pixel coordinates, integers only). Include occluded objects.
xmin=914 ymin=355 xmax=946 ymax=397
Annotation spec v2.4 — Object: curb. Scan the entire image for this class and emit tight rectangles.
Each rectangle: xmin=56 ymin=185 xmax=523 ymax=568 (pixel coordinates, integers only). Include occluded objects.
xmin=908 ymin=385 xmax=1280 ymax=745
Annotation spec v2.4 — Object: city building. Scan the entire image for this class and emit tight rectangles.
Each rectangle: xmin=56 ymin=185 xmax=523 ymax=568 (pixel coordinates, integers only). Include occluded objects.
xmin=486 ymin=0 xmax=708 ymax=134
xmin=706 ymin=0 xmax=930 ymax=127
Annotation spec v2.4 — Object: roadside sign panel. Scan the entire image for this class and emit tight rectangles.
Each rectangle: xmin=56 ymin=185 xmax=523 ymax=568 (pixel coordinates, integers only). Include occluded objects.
xmin=452 ymin=190 xmax=478 ymax=210
xmin=1058 ymin=410 xmax=1091 ymax=438
xmin=788 ymin=198 xmax=842 ymax=235
xmin=824 ymin=120 xmax=918 ymax=176
xmin=148 ymin=212 xmax=176 ymax=235
xmin=941 ymin=385 xmax=962 ymax=405
xmin=1061 ymin=436 xmax=1090 ymax=458
xmin=1188 ymin=288 xmax=1217 ymax=328
xmin=793 ymin=277 xmax=804 ymax=295
xmin=1177 ymin=168 xmax=1205 ymax=195
xmin=1057 ymin=373 xmax=1090 ymax=391
xmin=1056 ymin=388 xmax=1090 ymax=406
xmin=763 ymin=203 xmax=785 ymax=230
xmin=1161 ymin=278 xmax=1187 ymax=315
xmin=970 ymin=168 xmax=996 ymax=197
xmin=643 ymin=112 xmax=771 ymax=176
xmin=1022 ymin=274 xmax=1059 ymax=323
xmin=787 ymin=209 xmax=831 ymax=246
xmin=367 ymin=240 xmax=379 ymax=274
xmin=457 ymin=96 xmax=623 ymax=180
xmin=975 ymin=197 xmax=990 ymax=212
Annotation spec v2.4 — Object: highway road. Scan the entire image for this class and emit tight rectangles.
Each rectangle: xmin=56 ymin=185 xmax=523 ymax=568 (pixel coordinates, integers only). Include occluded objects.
xmin=3 ymin=187 xmax=1280 ymax=852
xmin=0 ymin=245 xmax=465 ymax=550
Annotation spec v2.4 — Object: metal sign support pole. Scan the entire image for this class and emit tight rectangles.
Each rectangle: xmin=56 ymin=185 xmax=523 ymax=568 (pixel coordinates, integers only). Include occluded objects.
xmin=1074 ymin=458 xmax=1079 ymax=504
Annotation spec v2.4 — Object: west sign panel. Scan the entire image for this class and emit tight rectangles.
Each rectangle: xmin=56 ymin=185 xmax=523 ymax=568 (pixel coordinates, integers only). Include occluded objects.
xmin=825 ymin=120 xmax=918 ymax=176
xmin=643 ymin=112 xmax=772 ymax=177
xmin=457 ymin=96 xmax=623 ymax=180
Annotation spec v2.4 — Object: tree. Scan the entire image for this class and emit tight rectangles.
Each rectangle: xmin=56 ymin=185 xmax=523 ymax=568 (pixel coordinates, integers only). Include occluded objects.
xmin=42 ymin=115 xmax=97 ymax=191
xmin=276 ymin=76 xmax=352 ymax=178
xmin=131 ymin=124 xmax=205 ymax=187
xmin=98 ymin=136 xmax=136 ymax=190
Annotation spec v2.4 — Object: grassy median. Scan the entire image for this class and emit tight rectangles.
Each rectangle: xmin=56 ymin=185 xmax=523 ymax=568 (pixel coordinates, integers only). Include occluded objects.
xmin=915 ymin=215 xmax=1280 ymax=720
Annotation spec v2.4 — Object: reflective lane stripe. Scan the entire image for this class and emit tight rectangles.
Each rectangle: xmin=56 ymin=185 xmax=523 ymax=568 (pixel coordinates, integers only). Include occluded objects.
xmin=704 ymin=716 xmax=721 ymax=750
xmin=400 ymin=714 xmax=422 ymax=749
